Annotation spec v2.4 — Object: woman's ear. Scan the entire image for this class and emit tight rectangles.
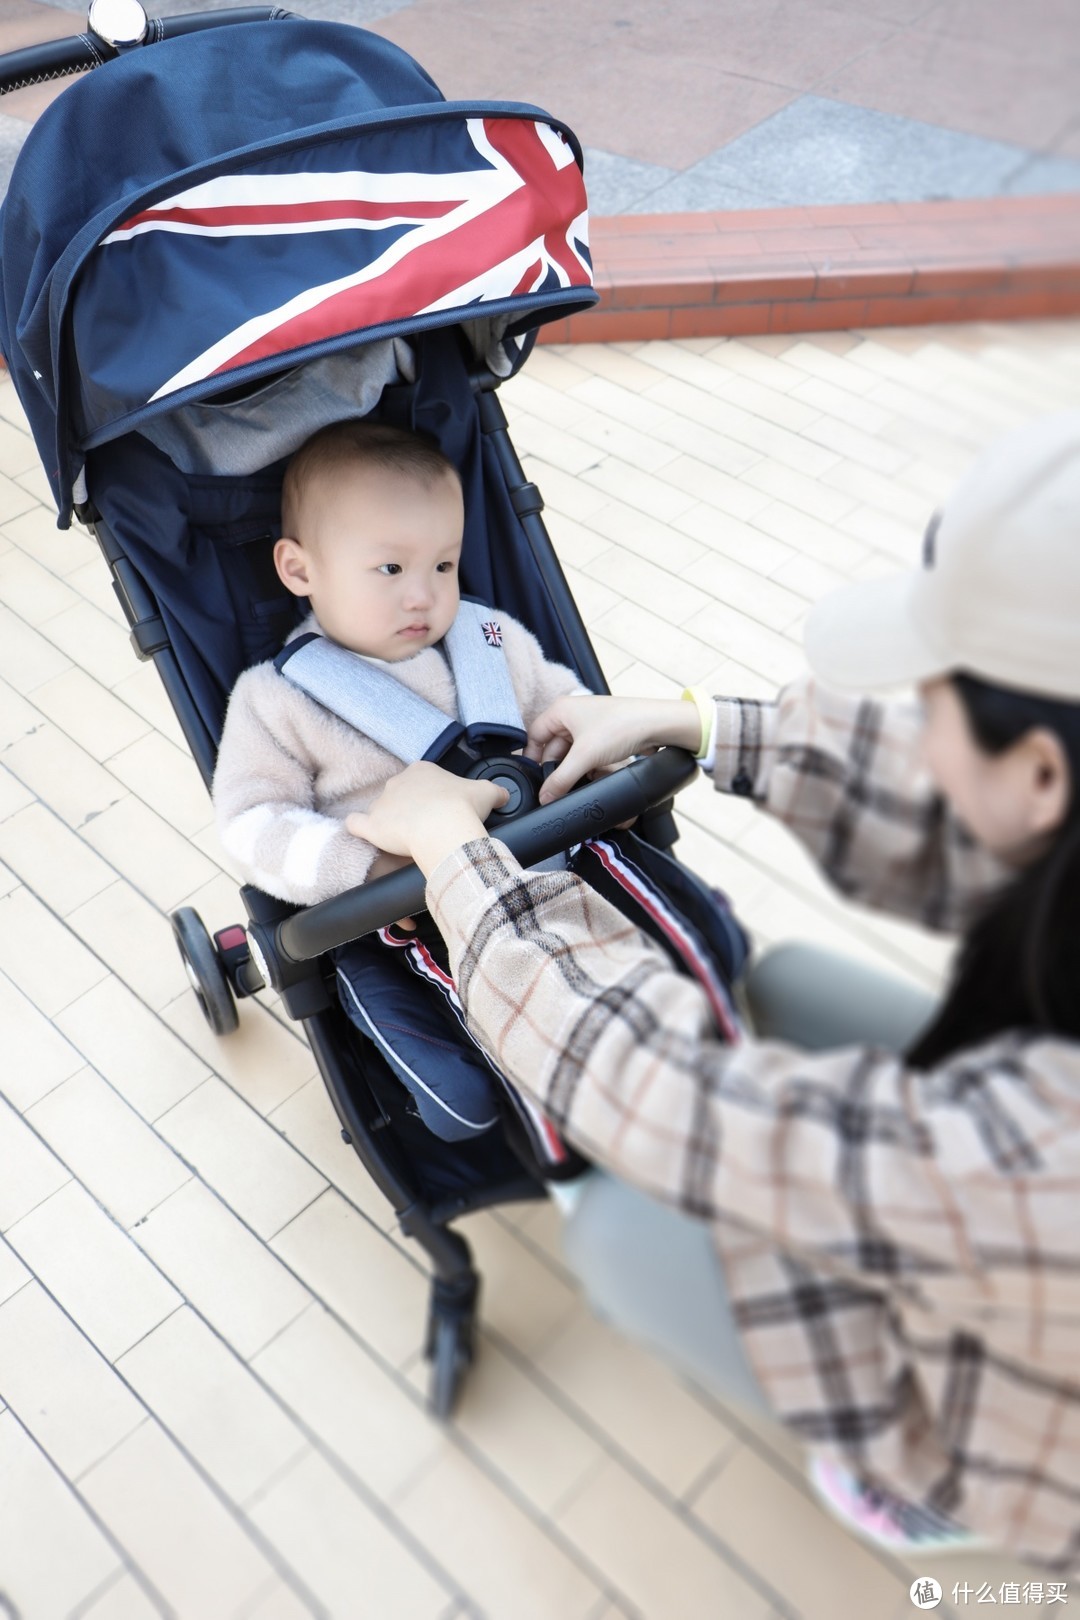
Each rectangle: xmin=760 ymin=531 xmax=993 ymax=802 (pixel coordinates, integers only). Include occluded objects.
xmin=1024 ymin=727 xmax=1071 ymax=841
xmin=274 ymin=536 xmax=313 ymax=598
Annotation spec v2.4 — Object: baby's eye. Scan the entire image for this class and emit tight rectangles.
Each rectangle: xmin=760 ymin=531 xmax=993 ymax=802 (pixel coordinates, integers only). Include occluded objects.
xmin=436 ymin=561 xmax=456 ymax=574
xmin=377 ymin=563 xmax=402 ymax=576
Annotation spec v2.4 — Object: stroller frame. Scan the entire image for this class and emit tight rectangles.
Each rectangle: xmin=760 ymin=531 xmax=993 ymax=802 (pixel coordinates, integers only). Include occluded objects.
xmin=0 ymin=5 xmax=709 ymax=1415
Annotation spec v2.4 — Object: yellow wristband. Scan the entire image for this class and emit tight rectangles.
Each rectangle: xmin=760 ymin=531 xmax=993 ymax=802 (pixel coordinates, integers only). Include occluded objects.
xmin=680 ymin=687 xmax=714 ymax=761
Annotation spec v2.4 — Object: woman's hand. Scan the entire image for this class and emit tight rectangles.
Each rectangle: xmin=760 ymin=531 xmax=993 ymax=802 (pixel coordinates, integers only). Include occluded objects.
xmin=346 ymin=763 xmax=509 ymax=877
xmin=525 ymin=694 xmax=703 ymax=804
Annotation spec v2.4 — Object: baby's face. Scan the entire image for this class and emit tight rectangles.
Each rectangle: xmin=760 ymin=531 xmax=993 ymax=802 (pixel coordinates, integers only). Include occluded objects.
xmin=278 ymin=464 xmax=464 ymax=661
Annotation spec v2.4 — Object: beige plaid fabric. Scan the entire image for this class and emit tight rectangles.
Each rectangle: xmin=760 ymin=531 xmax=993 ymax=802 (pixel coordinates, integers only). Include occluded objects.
xmin=427 ymin=677 xmax=1080 ymax=1571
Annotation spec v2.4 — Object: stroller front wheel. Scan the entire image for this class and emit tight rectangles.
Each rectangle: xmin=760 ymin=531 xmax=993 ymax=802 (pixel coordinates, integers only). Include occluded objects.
xmin=428 ymin=1313 xmax=472 ymax=1420
xmin=170 ymin=907 xmax=239 ymax=1036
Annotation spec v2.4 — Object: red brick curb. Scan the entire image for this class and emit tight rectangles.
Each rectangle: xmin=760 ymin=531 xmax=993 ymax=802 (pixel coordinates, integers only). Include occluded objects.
xmin=540 ymin=195 xmax=1080 ymax=343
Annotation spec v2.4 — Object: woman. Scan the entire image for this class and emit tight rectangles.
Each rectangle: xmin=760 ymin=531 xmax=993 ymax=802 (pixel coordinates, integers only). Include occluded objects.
xmin=348 ymin=414 xmax=1080 ymax=1570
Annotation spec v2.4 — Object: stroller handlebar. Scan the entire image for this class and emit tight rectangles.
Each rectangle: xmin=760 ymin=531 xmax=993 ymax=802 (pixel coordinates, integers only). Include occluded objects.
xmin=0 ymin=9 xmax=294 ymax=96
xmin=272 ymin=747 xmax=700 ymax=969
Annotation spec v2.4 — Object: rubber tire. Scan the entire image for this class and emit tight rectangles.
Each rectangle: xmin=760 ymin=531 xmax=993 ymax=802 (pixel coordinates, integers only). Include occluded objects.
xmin=428 ymin=1315 xmax=471 ymax=1420
xmin=170 ymin=907 xmax=239 ymax=1036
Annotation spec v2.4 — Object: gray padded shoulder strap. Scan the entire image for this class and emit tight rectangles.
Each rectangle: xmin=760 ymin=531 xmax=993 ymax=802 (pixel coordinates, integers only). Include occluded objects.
xmin=274 ymin=602 xmax=526 ymax=764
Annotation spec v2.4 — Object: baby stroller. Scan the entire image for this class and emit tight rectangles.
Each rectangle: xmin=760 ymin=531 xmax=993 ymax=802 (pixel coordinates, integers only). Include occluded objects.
xmin=0 ymin=6 xmax=748 ymax=1415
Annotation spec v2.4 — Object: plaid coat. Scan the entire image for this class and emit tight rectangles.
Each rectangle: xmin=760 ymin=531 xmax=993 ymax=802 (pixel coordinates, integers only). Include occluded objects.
xmin=427 ymin=677 xmax=1080 ymax=1572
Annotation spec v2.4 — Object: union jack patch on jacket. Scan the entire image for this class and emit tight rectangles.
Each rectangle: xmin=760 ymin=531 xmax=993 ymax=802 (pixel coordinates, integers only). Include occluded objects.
xmin=481 ymin=620 xmax=503 ymax=647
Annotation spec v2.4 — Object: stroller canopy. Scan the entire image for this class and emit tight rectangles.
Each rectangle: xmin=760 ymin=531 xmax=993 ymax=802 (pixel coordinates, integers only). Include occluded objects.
xmin=0 ymin=18 xmax=596 ymax=525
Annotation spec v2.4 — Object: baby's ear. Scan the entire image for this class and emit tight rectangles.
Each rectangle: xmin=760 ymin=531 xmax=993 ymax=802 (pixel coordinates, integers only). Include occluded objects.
xmin=274 ymin=536 xmax=313 ymax=597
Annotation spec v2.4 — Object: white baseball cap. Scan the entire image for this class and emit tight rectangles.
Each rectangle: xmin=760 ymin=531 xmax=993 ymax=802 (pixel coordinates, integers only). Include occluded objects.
xmin=803 ymin=413 xmax=1080 ymax=701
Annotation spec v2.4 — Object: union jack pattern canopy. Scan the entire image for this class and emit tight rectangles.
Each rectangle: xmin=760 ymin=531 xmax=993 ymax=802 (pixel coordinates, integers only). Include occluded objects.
xmin=0 ymin=19 xmax=597 ymax=524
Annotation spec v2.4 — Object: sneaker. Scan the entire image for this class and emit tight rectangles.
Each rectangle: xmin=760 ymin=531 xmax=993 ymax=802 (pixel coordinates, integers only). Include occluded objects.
xmin=810 ymin=1456 xmax=981 ymax=1552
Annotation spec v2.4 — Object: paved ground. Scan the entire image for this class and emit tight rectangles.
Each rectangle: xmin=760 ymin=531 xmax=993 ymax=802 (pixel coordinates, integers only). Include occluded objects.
xmin=2 ymin=0 xmax=1080 ymax=208
xmin=1 ymin=315 xmax=1079 ymax=1620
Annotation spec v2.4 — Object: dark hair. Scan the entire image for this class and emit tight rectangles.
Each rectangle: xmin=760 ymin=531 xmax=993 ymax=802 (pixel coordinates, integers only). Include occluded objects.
xmin=281 ymin=420 xmax=458 ymax=541
xmin=907 ymin=673 xmax=1080 ymax=1067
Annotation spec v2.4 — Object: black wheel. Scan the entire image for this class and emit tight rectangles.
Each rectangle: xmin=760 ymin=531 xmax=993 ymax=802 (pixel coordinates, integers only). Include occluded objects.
xmin=170 ymin=907 xmax=239 ymax=1036
xmin=428 ymin=1313 xmax=471 ymax=1420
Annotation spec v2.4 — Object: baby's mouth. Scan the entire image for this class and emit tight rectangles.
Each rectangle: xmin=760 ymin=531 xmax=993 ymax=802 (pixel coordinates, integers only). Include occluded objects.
xmin=399 ymin=623 xmax=429 ymax=636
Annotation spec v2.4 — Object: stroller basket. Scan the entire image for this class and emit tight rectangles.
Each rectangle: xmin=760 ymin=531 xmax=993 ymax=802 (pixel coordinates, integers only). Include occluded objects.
xmin=0 ymin=6 xmax=742 ymax=1416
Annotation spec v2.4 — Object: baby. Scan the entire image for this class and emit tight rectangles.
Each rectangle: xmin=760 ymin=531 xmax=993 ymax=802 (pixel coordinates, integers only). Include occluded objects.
xmin=212 ymin=419 xmax=587 ymax=1160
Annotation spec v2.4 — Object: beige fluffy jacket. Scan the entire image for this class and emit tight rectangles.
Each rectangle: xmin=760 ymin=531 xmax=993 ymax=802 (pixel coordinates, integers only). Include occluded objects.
xmin=211 ymin=610 xmax=583 ymax=905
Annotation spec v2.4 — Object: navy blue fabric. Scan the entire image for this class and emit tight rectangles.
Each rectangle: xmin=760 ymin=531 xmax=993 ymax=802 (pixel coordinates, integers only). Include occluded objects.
xmin=0 ymin=19 xmax=594 ymax=525
xmin=335 ymin=940 xmax=502 ymax=1143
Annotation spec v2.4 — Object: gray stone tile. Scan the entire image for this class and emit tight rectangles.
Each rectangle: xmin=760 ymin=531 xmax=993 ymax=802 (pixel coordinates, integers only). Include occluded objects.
xmin=636 ymin=94 xmax=1079 ymax=211
xmin=581 ymin=147 xmax=677 ymax=218
xmin=1000 ymin=152 xmax=1080 ymax=195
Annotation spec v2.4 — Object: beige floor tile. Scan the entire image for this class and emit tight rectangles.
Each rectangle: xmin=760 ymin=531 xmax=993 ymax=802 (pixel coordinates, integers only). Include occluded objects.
xmin=79 ymin=1420 xmax=276 ymax=1620
xmin=770 ymin=549 xmax=848 ymax=604
xmin=268 ymin=1075 xmax=401 ymax=1230
xmin=570 ymin=373 xmax=760 ymax=478
xmin=0 ymin=1236 xmax=31 ymax=1305
xmin=1 ymin=717 xmax=126 ymax=828
xmin=535 ymin=1307 xmax=738 ymax=1500
xmin=0 ymin=1094 xmax=72 ymax=1229
xmin=131 ymin=1179 xmax=311 ymax=1360
xmin=66 ymin=555 xmax=129 ymax=621
xmin=160 ymin=989 xmax=318 ymax=1116
xmin=838 ymin=502 xmax=923 ymax=564
xmin=109 ymin=664 xmax=189 ymax=751
xmin=510 ymin=411 xmax=607 ymax=478
xmin=246 ymin=1447 xmax=454 ymax=1620
xmin=30 ymin=665 xmax=152 ymax=762
xmin=788 ymin=372 xmax=895 ymax=436
xmin=14 ymin=463 xmax=57 ymax=510
xmin=116 ymin=1306 xmax=309 ymax=1507
xmin=571 ymin=343 xmax=673 ymax=394
xmin=683 ymin=548 xmax=805 ymax=631
xmin=0 ymin=759 xmax=35 ymax=821
xmin=452 ymin=1208 xmax=582 ymax=1359
xmin=55 ymin=974 xmax=212 ymax=1121
xmin=0 ymin=968 xmax=85 ymax=1110
xmin=739 ymin=455 xmax=857 ymax=523
xmin=25 ymin=1067 xmax=192 ymax=1229
xmin=587 ymin=494 xmax=708 ymax=573
xmin=393 ymin=1446 xmax=603 ymax=1620
xmin=591 ymin=598 xmax=718 ymax=684
xmin=66 ymin=879 xmax=191 ymax=1011
xmin=0 ymin=544 xmax=81 ymax=625
xmin=5 ymin=1180 xmax=181 ymax=1361
xmin=0 ymin=423 xmax=41 ymax=481
xmin=0 ymin=1409 xmax=124 ymax=1620
xmin=270 ymin=1188 xmax=429 ymax=1368
xmin=544 ymin=508 xmax=616 ymax=571
xmin=251 ymin=1303 xmax=445 ymax=1501
xmin=683 ymin=599 xmax=804 ymax=685
xmin=560 ymin=558 xmax=620 ymax=626
xmin=658 ymin=451 xmax=774 ymax=524
xmin=233 ymin=1574 xmax=320 ymax=1619
xmin=73 ymin=1571 xmax=167 ymax=1619
xmin=81 ymin=795 xmax=219 ymax=911
xmin=105 ymin=728 xmax=213 ymax=837
xmin=156 ymin=1077 xmax=327 ymax=1240
xmin=38 ymin=598 xmax=137 ymax=690
xmin=0 ymin=600 xmax=73 ymax=692
xmin=582 ymin=541 xmax=709 ymax=622
xmin=0 ymin=1281 xmax=145 ymax=1478
xmin=580 ymin=456 xmax=700 ymax=525
xmin=1 ymin=503 xmax=98 ymax=577
xmin=690 ymin=1444 xmax=909 ymax=1620
xmin=780 ymin=339 xmax=885 ymax=397
xmin=672 ymin=503 xmax=795 ymax=579
xmin=424 ymin=1336 xmax=607 ymax=1519
xmin=555 ymin=1454 xmax=774 ymax=1620
xmin=607 ymin=659 xmax=681 ymax=701
xmin=800 ymin=411 xmax=910 ymax=476
xmin=749 ymin=497 xmax=867 ymax=572
xmin=644 ymin=375 xmax=837 ymax=479
xmin=521 ymin=456 xmax=612 ymax=524
xmin=0 ymin=799 xmax=116 ymax=915
xmin=502 ymin=371 xmax=593 ymax=432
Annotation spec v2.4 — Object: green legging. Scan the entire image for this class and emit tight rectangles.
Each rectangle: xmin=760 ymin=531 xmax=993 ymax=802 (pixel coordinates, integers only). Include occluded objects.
xmin=559 ymin=943 xmax=937 ymax=1407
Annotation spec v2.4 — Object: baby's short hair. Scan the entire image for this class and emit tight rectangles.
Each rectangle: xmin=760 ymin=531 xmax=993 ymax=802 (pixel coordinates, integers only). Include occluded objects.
xmin=281 ymin=420 xmax=459 ymax=541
